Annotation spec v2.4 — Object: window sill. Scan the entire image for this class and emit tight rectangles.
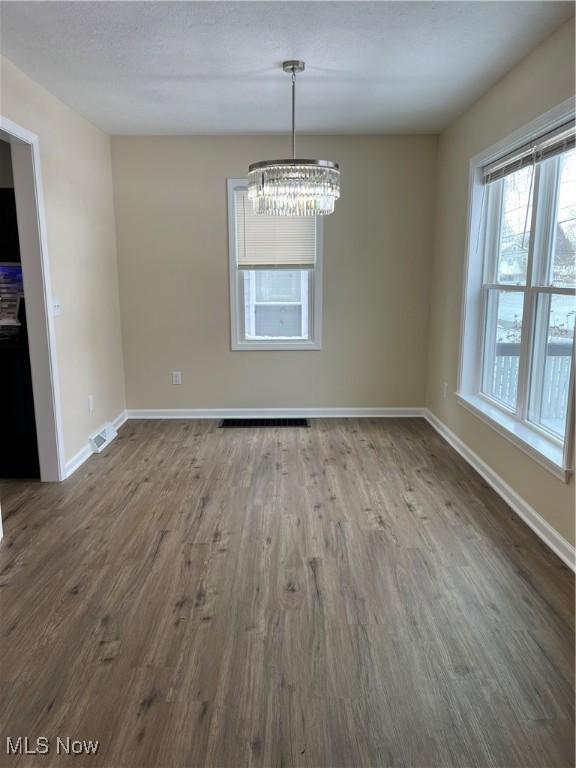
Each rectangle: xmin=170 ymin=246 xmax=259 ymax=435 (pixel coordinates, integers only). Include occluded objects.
xmin=456 ymin=392 xmax=571 ymax=482
xmin=232 ymin=340 xmax=321 ymax=351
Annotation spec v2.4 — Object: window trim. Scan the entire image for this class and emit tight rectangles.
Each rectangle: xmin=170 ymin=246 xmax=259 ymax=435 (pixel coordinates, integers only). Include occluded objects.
xmin=227 ymin=178 xmax=323 ymax=351
xmin=458 ymin=99 xmax=575 ymax=482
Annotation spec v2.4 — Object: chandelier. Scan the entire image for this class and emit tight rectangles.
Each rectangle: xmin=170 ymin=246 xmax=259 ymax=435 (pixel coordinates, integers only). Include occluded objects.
xmin=248 ymin=61 xmax=341 ymax=216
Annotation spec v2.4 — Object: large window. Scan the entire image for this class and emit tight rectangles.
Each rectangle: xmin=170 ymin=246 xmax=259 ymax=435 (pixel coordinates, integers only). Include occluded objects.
xmin=227 ymin=179 xmax=322 ymax=350
xmin=459 ymin=115 xmax=575 ymax=478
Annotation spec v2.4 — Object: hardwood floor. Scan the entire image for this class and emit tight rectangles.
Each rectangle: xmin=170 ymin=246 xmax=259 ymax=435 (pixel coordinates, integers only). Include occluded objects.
xmin=0 ymin=418 xmax=573 ymax=768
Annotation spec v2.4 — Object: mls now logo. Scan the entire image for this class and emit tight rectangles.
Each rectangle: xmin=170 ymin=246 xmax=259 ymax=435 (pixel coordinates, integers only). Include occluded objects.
xmin=56 ymin=737 xmax=99 ymax=755
xmin=6 ymin=737 xmax=99 ymax=755
xmin=6 ymin=738 xmax=49 ymax=755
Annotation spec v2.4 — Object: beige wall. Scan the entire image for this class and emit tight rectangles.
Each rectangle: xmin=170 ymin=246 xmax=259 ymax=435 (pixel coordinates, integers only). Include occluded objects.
xmin=111 ymin=135 xmax=437 ymax=410
xmin=426 ymin=19 xmax=575 ymax=545
xmin=1 ymin=56 xmax=126 ymax=462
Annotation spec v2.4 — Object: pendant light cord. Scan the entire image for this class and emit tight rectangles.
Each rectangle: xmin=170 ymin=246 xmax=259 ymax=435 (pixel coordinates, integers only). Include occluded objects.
xmin=291 ymin=68 xmax=296 ymax=160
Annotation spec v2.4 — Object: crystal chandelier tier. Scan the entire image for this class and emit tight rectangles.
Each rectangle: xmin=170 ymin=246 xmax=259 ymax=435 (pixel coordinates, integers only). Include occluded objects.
xmin=248 ymin=61 xmax=340 ymax=216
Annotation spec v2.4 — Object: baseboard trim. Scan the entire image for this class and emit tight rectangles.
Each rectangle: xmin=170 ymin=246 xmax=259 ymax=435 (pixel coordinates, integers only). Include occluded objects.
xmin=64 ymin=410 xmax=127 ymax=479
xmin=125 ymin=407 xmax=425 ymax=420
xmin=63 ymin=443 xmax=93 ymax=479
xmin=424 ymin=409 xmax=575 ymax=571
xmin=112 ymin=410 xmax=128 ymax=431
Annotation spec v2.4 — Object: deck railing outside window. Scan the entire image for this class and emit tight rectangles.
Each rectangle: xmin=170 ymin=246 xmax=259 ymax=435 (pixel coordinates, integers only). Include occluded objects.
xmin=492 ymin=342 xmax=572 ymax=430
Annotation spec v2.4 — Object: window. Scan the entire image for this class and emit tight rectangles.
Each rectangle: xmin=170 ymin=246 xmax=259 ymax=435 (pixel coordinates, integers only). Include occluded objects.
xmin=459 ymin=115 xmax=575 ymax=478
xmin=227 ymin=179 xmax=322 ymax=350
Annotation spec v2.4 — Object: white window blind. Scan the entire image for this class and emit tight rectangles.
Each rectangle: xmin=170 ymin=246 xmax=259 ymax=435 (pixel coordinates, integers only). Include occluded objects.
xmin=482 ymin=119 xmax=575 ymax=184
xmin=234 ymin=189 xmax=316 ymax=269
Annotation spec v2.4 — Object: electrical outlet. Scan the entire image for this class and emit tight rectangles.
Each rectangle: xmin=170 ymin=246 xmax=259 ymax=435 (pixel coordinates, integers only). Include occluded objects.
xmin=172 ymin=371 xmax=182 ymax=385
xmin=88 ymin=394 xmax=94 ymax=414
xmin=442 ymin=382 xmax=448 ymax=399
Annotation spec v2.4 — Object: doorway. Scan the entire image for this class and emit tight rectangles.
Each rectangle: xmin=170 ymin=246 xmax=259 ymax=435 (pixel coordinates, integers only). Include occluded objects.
xmin=0 ymin=117 xmax=64 ymax=482
xmin=0 ymin=139 xmax=39 ymax=477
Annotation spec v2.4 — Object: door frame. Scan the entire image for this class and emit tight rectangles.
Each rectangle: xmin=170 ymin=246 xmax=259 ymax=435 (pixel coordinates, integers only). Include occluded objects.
xmin=0 ymin=115 xmax=65 ymax=481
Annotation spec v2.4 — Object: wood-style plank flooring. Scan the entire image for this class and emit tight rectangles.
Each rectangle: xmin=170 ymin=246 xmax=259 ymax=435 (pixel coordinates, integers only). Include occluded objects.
xmin=0 ymin=419 xmax=574 ymax=768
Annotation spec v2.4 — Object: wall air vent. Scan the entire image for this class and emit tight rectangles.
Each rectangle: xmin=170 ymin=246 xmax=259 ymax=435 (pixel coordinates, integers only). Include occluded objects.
xmin=89 ymin=423 xmax=118 ymax=453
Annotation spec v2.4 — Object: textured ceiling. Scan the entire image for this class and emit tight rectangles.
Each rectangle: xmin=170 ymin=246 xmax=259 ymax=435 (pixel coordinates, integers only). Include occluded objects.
xmin=1 ymin=1 xmax=573 ymax=134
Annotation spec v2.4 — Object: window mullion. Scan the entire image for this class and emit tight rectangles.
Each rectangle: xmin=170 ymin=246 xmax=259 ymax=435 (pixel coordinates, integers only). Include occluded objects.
xmin=527 ymin=285 xmax=576 ymax=296
xmin=249 ymin=271 xmax=257 ymax=337
xmin=563 ymin=357 xmax=575 ymax=469
xmin=516 ymin=308 xmax=534 ymax=421
xmin=533 ymin=158 xmax=561 ymax=286
xmin=301 ymin=271 xmax=309 ymax=338
xmin=480 ymin=286 xmax=497 ymax=395
xmin=484 ymin=180 xmax=503 ymax=283
xmin=477 ymin=182 xmax=500 ymax=395
xmin=482 ymin=283 xmax=527 ymax=291
xmin=516 ymin=164 xmax=541 ymax=420
xmin=237 ymin=270 xmax=246 ymax=342
xmin=527 ymin=290 xmax=551 ymax=426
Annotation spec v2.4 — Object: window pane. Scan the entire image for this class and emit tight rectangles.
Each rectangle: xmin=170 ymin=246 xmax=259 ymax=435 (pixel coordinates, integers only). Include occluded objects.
xmin=255 ymin=305 xmax=302 ymax=337
xmin=243 ymin=269 xmax=309 ymax=339
xmin=482 ymin=289 xmax=524 ymax=408
xmin=254 ymin=270 xmax=302 ymax=302
xmin=496 ymin=167 xmax=533 ymax=284
xmin=551 ymin=149 xmax=576 ymax=287
xmin=528 ymin=293 xmax=575 ymax=439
